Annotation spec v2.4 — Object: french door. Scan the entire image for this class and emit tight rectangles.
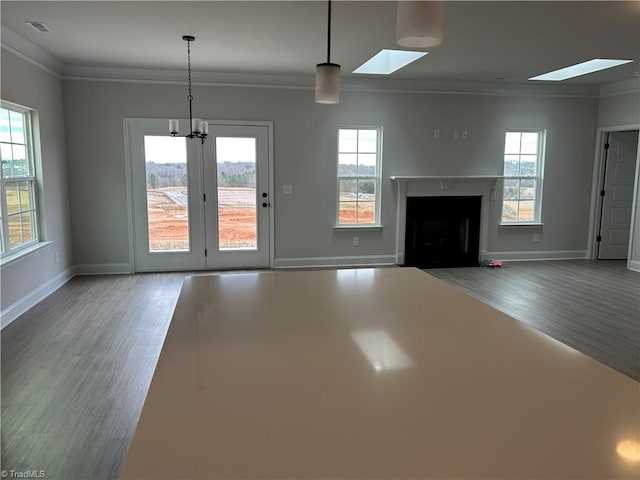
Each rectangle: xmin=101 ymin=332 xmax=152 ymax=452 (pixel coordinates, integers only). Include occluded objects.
xmin=203 ymin=124 xmax=270 ymax=269
xmin=127 ymin=119 xmax=271 ymax=272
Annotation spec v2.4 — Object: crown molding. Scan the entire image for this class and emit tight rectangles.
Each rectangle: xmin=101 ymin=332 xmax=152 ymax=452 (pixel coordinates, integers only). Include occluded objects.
xmin=62 ymin=66 xmax=313 ymax=90
xmin=62 ymin=65 xmax=600 ymax=98
xmin=1 ymin=24 xmax=63 ymax=77
xmin=342 ymin=78 xmax=599 ymax=98
xmin=599 ymin=78 xmax=640 ymax=98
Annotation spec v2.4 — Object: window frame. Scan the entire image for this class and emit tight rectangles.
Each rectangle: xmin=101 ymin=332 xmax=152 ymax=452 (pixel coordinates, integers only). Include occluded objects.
xmin=500 ymin=129 xmax=546 ymax=225
xmin=336 ymin=126 xmax=383 ymax=228
xmin=1 ymin=101 xmax=41 ymax=258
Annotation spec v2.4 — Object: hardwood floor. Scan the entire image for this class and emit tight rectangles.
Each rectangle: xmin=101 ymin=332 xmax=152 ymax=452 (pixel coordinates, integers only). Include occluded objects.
xmin=1 ymin=273 xmax=185 ymax=480
xmin=1 ymin=260 xmax=638 ymax=479
xmin=428 ymin=259 xmax=640 ymax=381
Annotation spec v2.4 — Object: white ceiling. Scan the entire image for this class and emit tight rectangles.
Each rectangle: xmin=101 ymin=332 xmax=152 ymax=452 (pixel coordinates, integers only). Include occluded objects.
xmin=1 ymin=1 xmax=639 ymax=87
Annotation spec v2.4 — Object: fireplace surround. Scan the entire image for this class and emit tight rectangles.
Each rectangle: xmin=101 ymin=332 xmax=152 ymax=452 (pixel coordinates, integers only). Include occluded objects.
xmin=391 ymin=176 xmax=501 ymax=266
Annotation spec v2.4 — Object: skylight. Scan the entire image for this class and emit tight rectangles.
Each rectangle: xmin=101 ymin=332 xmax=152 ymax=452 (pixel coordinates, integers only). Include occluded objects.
xmin=529 ymin=59 xmax=633 ymax=81
xmin=353 ymin=49 xmax=428 ymax=75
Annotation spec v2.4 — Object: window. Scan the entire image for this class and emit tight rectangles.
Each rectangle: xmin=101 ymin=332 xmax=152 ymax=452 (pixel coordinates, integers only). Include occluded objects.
xmin=0 ymin=103 xmax=39 ymax=255
xmin=337 ymin=127 xmax=382 ymax=226
xmin=501 ymin=130 xmax=545 ymax=223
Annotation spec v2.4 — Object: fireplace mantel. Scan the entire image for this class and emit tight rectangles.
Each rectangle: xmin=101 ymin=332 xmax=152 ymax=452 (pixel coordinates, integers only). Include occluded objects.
xmin=391 ymin=175 xmax=502 ymax=191
xmin=391 ymin=175 xmax=501 ymax=265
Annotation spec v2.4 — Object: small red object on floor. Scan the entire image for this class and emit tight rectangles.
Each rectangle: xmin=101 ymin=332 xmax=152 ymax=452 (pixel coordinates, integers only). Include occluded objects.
xmin=492 ymin=260 xmax=503 ymax=267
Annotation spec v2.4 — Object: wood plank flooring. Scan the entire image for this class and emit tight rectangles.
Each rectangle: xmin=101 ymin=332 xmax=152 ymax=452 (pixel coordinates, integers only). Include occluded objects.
xmin=1 ymin=273 xmax=185 ymax=480
xmin=428 ymin=259 xmax=640 ymax=381
xmin=1 ymin=260 xmax=638 ymax=479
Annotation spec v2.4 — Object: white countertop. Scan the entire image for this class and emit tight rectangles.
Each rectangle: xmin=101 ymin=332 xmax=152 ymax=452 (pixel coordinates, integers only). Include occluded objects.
xmin=120 ymin=268 xmax=640 ymax=479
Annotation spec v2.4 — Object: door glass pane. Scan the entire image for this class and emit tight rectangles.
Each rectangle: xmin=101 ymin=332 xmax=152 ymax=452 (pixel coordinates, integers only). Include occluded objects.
xmin=143 ymin=136 xmax=189 ymax=252
xmin=216 ymin=137 xmax=257 ymax=250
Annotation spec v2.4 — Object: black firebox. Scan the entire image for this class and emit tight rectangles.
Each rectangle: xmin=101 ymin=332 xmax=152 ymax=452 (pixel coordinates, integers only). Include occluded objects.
xmin=405 ymin=196 xmax=481 ymax=268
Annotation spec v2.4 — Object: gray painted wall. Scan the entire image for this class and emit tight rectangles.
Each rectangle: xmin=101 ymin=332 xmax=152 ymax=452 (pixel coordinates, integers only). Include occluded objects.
xmin=61 ymin=77 xmax=599 ymax=268
xmin=0 ymin=50 xmax=72 ymax=311
xmin=598 ymin=91 xmax=640 ymax=128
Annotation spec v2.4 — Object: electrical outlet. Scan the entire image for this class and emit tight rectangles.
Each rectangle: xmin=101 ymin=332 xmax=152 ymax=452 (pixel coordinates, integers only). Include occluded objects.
xmin=55 ymin=251 xmax=59 ymax=263
xmin=462 ymin=130 xmax=468 ymax=140
xmin=454 ymin=130 xmax=460 ymax=140
xmin=533 ymin=233 xmax=540 ymax=243
xmin=490 ymin=190 xmax=497 ymax=201
xmin=353 ymin=236 xmax=360 ymax=246
xmin=433 ymin=128 xmax=440 ymax=139
xmin=283 ymin=185 xmax=293 ymax=195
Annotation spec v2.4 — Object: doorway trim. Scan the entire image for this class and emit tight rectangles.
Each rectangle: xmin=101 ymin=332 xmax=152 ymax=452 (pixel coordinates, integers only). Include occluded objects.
xmin=587 ymin=123 xmax=640 ymax=269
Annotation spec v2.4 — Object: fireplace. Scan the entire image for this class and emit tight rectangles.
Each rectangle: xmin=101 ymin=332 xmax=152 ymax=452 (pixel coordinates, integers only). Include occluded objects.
xmin=404 ymin=196 xmax=481 ymax=268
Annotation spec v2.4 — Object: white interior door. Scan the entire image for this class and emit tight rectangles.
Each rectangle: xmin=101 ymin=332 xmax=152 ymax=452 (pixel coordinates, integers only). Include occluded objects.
xmin=598 ymin=130 xmax=639 ymax=259
xmin=128 ymin=118 xmax=205 ymax=272
xmin=203 ymin=124 xmax=271 ymax=269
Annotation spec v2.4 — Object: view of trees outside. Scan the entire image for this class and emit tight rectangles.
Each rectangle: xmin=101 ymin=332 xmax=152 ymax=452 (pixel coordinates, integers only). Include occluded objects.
xmin=338 ymin=128 xmax=379 ymax=224
xmin=144 ymin=136 xmax=189 ymax=251
xmin=502 ymin=131 xmax=539 ymax=222
xmin=1 ymin=107 xmax=36 ymax=250
xmin=215 ymin=162 xmax=257 ymax=250
xmin=215 ymin=137 xmax=257 ymax=250
xmin=143 ymin=136 xmax=259 ymax=252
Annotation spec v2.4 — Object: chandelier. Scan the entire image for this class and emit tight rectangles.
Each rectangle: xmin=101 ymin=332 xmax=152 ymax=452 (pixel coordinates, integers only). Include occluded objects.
xmin=169 ymin=35 xmax=208 ymax=140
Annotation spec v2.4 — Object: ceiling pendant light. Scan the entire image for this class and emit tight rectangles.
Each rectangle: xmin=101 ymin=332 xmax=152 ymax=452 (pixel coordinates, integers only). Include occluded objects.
xmin=315 ymin=0 xmax=341 ymax=104
xmin=396 ymin=1 xmax=444 ymax=49
xmin=169 ymin=35 xmax=208 ymax=140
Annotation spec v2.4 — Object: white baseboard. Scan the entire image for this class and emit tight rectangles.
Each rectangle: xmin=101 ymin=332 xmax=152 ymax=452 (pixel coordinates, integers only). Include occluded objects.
xmin=483 ymin=250 xmax=588 ymax=262
xmin=74 ymin=263 xmax=133 ymax=275
xmin=274 ymin=255 xmax=396 ymax=269
xmin=628 ymin=259 xmax=640 ymax=272
xmin=1 ymin=267 xmax=75 ymax=329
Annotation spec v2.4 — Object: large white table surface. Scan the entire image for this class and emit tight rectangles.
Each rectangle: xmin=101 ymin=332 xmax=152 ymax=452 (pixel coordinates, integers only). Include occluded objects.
xmin=120 ymin=267 xmax=640 ymax=479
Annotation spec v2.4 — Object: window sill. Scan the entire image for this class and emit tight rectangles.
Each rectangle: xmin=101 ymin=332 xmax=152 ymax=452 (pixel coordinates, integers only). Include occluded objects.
xmin=499 ymin=222 xmax=544 ymax=228
xmin=334 ymin=224 xmax=383 ymax=231
xmin=0 ymin=241 xmax=53 ymax=267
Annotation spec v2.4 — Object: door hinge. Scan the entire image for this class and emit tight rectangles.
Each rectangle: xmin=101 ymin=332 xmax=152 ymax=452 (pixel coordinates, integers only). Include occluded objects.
xmin=600 ymin=189 xmax=606 ymax=197
xmin=204 ymin=249 xmax=208 ymax=257
xmin=604 ymin=142 xmax=610 ymax=150
xmin=203 ymin=193 xmax=206 ymax=202
xmin=597 ymin=235 xmax=602 ymax=242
